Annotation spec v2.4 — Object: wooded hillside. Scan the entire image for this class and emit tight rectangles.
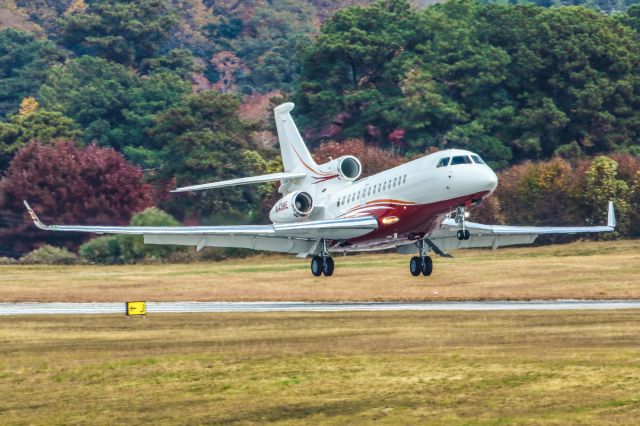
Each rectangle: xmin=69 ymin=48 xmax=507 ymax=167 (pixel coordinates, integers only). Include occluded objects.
xmin=1 ymin=0 xmax=639 ymax=259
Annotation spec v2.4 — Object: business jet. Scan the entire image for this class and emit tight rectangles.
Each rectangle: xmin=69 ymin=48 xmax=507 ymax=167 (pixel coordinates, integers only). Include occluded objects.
xmin=24 ymin=103 xmax=616 ymax=277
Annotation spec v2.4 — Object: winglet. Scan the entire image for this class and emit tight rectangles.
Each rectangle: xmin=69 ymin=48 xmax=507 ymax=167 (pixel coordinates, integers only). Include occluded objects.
xmin=23 ymin=201 xmax=48 ymax=230
xmin=607 ymin=201 xmax=616 ymax=228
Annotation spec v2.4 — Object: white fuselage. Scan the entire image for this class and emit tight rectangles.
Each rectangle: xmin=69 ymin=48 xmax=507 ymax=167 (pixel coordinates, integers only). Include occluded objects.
xmin=284 ymin=149 xmax=498 ymax=248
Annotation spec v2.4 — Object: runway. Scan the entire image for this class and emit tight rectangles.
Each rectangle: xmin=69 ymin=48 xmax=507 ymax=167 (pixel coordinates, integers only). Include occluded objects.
xmin=1 ymin=300 xmax=640 ymax=315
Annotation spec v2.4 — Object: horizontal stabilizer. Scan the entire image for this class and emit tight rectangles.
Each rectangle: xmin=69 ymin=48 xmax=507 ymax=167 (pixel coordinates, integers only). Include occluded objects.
xmin=171 ymin=172 xmax=306 ymax=193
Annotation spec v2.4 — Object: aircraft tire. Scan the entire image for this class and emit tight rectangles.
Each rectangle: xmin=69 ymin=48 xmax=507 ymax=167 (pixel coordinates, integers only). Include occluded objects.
xmin=463 ymin=230 xmax=471 ymax=240
xmin=456 ymin=230 xmax=464 ymax=240
xmin=322 ymin=257 xmax=334 ymax=276
xmin=311 ymin=256 xmax=323 ymax=277
xmin=410 ymin=256 xmax=421 ymax=276
xmin=421 ymin=256 xmax=433 ymax=276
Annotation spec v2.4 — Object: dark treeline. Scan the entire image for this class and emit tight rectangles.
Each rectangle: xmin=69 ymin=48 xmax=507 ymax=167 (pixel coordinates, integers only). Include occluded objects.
xmin=1 ymin=0 xmax=639 ymax=260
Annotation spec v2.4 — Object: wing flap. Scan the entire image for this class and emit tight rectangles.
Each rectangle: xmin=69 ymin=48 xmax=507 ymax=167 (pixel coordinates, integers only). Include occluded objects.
xmin=144 ymin=234 xmax=316 ymax=254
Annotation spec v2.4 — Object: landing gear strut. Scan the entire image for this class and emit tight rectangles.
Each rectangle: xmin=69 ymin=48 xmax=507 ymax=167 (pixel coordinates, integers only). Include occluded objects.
xmin=455 ymin=205 xmax=471 ymax=241
xmin=410 ymin=239 xmax=433 ymax=277
xmin=311 ymin=239 xmax=334 ymax=277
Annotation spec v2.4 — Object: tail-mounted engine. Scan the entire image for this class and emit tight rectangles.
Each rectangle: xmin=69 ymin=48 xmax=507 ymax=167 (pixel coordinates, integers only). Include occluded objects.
xmin=320 ymin=155 xmax=362 ymax=182
xmin=269 ymin=191 xmax=314 ymax=223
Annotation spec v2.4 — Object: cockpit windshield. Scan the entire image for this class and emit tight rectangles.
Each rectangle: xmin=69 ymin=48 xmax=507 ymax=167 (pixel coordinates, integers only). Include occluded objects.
xmin=436 ymin=157 xmax=450 ymax=168
xmin=437 ymin=154 xmax=486 ymax=167
xmin=450 ymin=155 xmax=472 ymax=165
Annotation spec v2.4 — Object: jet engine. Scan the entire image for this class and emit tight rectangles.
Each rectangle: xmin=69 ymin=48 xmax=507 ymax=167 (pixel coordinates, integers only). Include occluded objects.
xmin=269 ymin=191 xmax=314 ymax=223
xmin=320 ymin=155 xmax=362 ymax=182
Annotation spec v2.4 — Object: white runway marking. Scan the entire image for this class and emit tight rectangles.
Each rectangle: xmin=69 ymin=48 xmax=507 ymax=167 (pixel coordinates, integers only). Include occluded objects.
xmin=1 ymin=300 xmax=640 ymax=315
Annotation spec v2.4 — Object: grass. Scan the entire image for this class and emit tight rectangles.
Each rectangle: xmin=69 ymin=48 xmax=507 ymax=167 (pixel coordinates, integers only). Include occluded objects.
xmin=1 ymin=311 xmax=640 ymax=424
xmin=1 ymin=239 xmax=639 ymax=302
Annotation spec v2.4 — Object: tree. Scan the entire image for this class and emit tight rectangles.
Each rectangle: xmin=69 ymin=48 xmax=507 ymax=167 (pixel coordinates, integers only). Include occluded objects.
xmin=618 ymin=4 xmax=640 ymax=34
xmin=61 ymin=0 xmax=180 ymax=67
xmin=0 ymin=106 xmax=82 ymax=170
xmin=296 ymin=0 xmax=640 ymax=167
xmin=38 ymin=56 xmax=190 ymax=158
xmin=495 ymin=158 xmax=583 ymax=227
xmin=0 ymin=141 xmax=152 ymax=255
xmin=0 ymin=29 xmax=65 ymax=118
xmin=150 ymin=91 xmax=271 ymax=223
xmin=580 ymin=156 xmax=630 ymax=232
xmin=205 ymin=0 xmax=315 ymax=93
xmin=297 ymin=0 xmax=421 ymax=146
xmin=79 ymin=207 xmax=183 ymax=264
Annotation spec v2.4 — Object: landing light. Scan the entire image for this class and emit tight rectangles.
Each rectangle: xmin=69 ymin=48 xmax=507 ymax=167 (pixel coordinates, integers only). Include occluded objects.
xmin=381 ymin=216 xmax=400 ymax=225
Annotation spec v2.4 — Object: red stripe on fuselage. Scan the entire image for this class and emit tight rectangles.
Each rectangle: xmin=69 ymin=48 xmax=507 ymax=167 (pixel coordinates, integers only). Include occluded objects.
xmin=345 ymin=191 xmax=490 ymax=244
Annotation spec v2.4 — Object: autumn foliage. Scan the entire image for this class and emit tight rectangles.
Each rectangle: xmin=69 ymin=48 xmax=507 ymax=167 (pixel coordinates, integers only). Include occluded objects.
xmin=0 ymin=141 xmax=151 ymax=255
xmin=473 ymin=154 xmax=640 ymax=237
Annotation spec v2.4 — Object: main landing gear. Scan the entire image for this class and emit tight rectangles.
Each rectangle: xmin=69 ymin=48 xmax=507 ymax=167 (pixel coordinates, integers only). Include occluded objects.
xmin=311 ymin=239 xmax=334 ymax=277
xmin=455 ymin=205 xmax=471 ymax=241
xmin=409 ymin=239 xmax=433 ymax=277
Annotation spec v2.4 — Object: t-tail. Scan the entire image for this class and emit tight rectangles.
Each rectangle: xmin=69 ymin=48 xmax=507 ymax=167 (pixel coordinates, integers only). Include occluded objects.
xmin=274 ymin=102 xmax=318 ymax=174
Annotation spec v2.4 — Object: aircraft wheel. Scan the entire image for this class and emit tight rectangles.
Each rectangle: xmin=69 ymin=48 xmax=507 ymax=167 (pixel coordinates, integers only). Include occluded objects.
xmin=463 ymin=230 xmax=471 ymax=240
xmin=410 ymin=256 xmax=421 ymax=276
xmin=311 ymin=256 xmax=323 ymax=277
xmin=322 ymin=257 xmax=334 ymax=276
xmin=421 ymin=256 xmax=433 ymax=276
xmin=456 ymin=230 xmax=464 ymax=241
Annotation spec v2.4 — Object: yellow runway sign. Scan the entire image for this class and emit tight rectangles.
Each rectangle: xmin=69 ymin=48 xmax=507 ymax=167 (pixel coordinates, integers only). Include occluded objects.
xmin=126 ymin=301 xmax=146 ymax=316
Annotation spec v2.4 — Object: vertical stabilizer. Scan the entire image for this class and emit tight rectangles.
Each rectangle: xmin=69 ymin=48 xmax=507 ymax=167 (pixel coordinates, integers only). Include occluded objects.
xmin=274 ymin=103 xmax=317 ymax=174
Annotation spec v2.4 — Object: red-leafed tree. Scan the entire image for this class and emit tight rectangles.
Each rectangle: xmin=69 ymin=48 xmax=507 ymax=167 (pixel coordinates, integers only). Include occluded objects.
xmin=0 ymin=141 xmax=152 ymax=256
xmin=312 ymin=139 xmax=404 ymax=177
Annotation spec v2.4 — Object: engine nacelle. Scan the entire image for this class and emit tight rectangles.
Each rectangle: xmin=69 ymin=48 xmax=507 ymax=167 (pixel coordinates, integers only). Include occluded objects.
xmin=320 ymin=155 xmax=362 ymax=182
xmin=269 ymin=191 xmax=314 ymax=223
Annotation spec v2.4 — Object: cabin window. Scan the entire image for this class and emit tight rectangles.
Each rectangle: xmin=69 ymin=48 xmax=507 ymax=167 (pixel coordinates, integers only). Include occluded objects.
xmin=337 ymin=199 xmax=340 ymax=207
xmin=403 ymin=174 xmax=407 ymax=184
xmin=471 ymin=155 xmax=486 ymax=164
xmin=367 ymin=187 xmax=371 ymax=196
xmin=437 ymin=157 xmax=450 ymax=168
xmin=451 ymin=155 xmax=472 ymax=166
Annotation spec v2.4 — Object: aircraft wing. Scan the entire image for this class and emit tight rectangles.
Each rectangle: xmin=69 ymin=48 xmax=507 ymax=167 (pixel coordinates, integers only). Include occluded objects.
xmin=425 ymin=201 xmax=616 ymax=253
xmin=23 ymin=201 xmax=378 ymax=254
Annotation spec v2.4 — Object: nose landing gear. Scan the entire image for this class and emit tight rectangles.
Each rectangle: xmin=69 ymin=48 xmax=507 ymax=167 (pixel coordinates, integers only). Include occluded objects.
xmin=455 ymin=206 xmax=471 ymax=241
xmin=311 ymin=239 xmax=334 ymax=277
xmin=410 ymin=239 xmax=433 ymax=277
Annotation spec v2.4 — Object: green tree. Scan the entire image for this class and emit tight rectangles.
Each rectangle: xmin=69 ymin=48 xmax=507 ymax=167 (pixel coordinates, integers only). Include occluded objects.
xmin=38 ymin=56 xmax=190 ymax=159
xmin=79 ymin=207 xmax=183 ymax=264
xmin=206 ymin=0 xmax=315 ymax=93
xmin=618 ymin=4 xmax=640 ymax=33
xmin=150 ymin=91 xmax=271 ymax=223
xmin=297 ymin=0 xmax=640 ymax=167
xmin=0 ymin=29 xmax=65 ymax=118
xmin=0 ymin=108 xmax=81 ymax=170
xmin=581 ymin=156 xmax=630 ymax=231
xmin=61 ymin=0 xmax=180 ymax=67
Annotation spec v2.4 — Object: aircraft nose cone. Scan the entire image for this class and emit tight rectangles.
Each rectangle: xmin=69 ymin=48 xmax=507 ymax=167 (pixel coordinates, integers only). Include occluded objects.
xmin=476 ymin=168 xmax=498 ymax=194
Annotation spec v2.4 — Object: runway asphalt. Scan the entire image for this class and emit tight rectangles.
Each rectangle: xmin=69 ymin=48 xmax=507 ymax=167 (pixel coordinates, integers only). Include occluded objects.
xmin=1 ymin=300 xmax=640 ymax=315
